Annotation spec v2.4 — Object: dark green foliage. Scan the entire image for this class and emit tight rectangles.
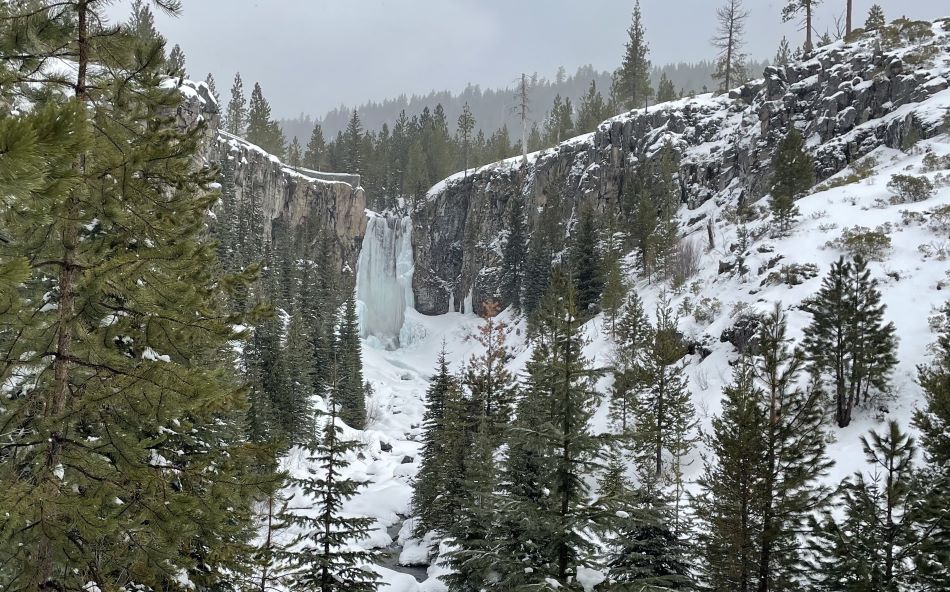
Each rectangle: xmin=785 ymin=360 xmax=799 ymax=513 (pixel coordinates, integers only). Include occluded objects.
xmin=610 ymin=292 xmax=652 ymax=436
xmin=495 ymin=269 xmax=602 ymax=589
xmin=287 ymin=136 xmax=303 ymax=167
xmin=770 ymin=126 xmax=813 ymax=234
xmin=501 ymin=196 xmax=527 ymax=311
xmin=412 ymin=348 xmax=461 ymax=536
xmin=803 ymin=256 xmax=897 ymax=428
xmin=225 ymin=72 xmax=247 ymax=136
xmin=344 ymin=109 xmax=364 ymax=173
xmin=807 ymin=422 xmax=918 ymax=591
xmin=615 ymin=0 xmax=653 ymax=110
xmin=865 ymin=4 xmax=886 ymax=30
xmin=0 ymin=3 xmax=263 ymax=587
xmin=695 ymin=307 xmax=832 ymax=591
xmin=544 ymin=94 xmax=575 ymax=145
xmin=693 ymin=361 xmax=766 ymax=592
xmin=570 ymin=205 xmax=604 ymax=316
xmin=912 ymin=304 xmax=950 ymax=586
xmin=304 ymin=123 xmax=329 ymax=170
xmin=463 ymin=303 xmax=518 ymax=446
xmin=167 ymin=43 xmax=186 ymax=76
xmin=629 ymin=142 xmax=681 ymax=280
xmin=336 ymin=295 xmax=367 ymax=429
xmin=286 ymin=403 xmax=380 ymax=592
xmin=576 ymin=80 xmax=611 ymax=133
xmin=774 ymin=37 xmax=792 ymax=66
xmin=656 ymin=72 xmax=677 ymax=102
xmin=247 ymin=82 xmax=286 ymax=157
xmin=457 ymin=102 xmax=476 ymax=175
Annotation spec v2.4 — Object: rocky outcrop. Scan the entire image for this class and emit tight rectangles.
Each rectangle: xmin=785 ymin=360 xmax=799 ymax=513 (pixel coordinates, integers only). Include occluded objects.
xmin=176 ymin=79 xmax=367 ymax=272
xmin=413 ymin=19 xmax=950 ymax=315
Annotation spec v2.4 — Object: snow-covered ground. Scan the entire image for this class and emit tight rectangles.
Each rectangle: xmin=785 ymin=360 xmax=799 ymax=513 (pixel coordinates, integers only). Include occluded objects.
xmin=306 ymin=128 xmax=950 ymax=591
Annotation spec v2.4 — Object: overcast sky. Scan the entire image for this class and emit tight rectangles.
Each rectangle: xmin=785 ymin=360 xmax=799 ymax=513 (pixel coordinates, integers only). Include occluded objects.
xmin=109 ymin=1 xmax=947 ymax=118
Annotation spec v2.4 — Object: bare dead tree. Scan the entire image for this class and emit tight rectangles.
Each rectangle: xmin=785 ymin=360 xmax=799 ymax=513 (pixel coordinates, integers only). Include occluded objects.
xmin=712 ymin=0 xmax=750 ymax=92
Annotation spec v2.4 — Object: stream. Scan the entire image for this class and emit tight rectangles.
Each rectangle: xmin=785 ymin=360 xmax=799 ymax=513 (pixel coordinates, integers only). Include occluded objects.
xmin=379 ymin=521 xmax=430 ymax=583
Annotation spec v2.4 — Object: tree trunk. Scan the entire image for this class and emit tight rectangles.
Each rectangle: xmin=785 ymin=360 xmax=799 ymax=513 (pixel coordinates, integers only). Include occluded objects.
xmin=846 ymin=0 xmax=853 ymax=36
xmin=805 ymin=4 xmax=814 ymax=54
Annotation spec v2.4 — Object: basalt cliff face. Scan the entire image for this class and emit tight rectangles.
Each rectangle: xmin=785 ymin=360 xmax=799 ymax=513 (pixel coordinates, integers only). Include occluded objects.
xmin=176 ymin=80 xmax=367 ymax=272
xmin=412 ymin=19 xmax=950 ymax=315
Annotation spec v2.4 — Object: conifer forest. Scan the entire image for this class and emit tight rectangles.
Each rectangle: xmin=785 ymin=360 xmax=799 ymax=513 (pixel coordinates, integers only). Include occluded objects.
xmin=2 ymin=1 xmax=950 ymax=591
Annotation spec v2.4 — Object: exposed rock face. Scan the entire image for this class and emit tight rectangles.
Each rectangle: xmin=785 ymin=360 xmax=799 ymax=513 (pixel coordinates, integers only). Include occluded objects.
xmin=209 ymin=134 xmax=366 ymax=271
xmin=414 ymin=19 xmax=950 ymax=315
xmin=177 ymin=79 xmax=367 ymax=273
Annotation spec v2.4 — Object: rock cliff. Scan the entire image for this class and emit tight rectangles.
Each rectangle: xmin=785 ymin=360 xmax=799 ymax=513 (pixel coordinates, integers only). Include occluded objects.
xmin=413 ymin=18 xmax=950 ymax=315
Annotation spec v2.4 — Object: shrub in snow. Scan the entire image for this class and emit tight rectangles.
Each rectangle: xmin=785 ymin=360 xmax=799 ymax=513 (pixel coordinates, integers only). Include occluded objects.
xmin=765 ymin=262 xmax=821 ymax=287
xmin=888 ymin=174 xmax=934 ymax=203
xmin=827 ymin=226 xmax=893 ymax=261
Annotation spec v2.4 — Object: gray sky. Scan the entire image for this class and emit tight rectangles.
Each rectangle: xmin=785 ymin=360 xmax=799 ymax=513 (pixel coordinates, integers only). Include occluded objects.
xmin=109 ymin=0 xmax=947 ymax=118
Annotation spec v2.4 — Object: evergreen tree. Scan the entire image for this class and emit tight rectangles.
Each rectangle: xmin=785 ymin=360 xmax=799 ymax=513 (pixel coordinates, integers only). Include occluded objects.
xmin=0 ymin=3 xmax=262 ymax=587
xmin=335 ymin=294 xmax=367 ymax=429
xmin=712 ymin=0 xmax=750 ymax=92
xmin=616 ymin=0 xmax=653 ymax=110
xmin=225 ymin=72 xmax=248 ymax=136
xmin=247 ymin=82 xmax=286 ymax=157
xmin=167 ymin=43 xmax=186 ymax=76
xmin=769 ymin=126 xmax=813 ymax=234
xmin=610 ymin=292 xmax=652 ymax=436
xmin=501 ymin=195 xmax=527 ymax=311
xmin=344 ymin=109 xmax=364 ymax=173
xmin=656 ymin=72 xmax=677 ymax=103
xmin=412 ymin=347 xmax=460 ymax=536
xmin=633 ymin=297 xmax=696 ymax=483
xmin=128 ymin=0 xmax=162 ymax=44
xmin=754 ymin=305 xmax=833 ymax=590
xmin=440 ymin=413 xmax=500 ymax=592
xmin=246 ymin=476 xmax=296 ymax=592
xmin=774 ymin=37 xmax=792 ymax=66
xmin=287 ymin=402 xmax=380 ymax=592
xmin=570 ymin=204 xmax=604 ymax=316
xmin=600 ymin=214 xmax=627 ymax=338
xmin=865 ymin=4 xmax=886 ymax=30
xmin=576 ymin=80 xmax=610 ymax=133
xmin=463 ymin=301 xmax=518 ymax=445
xmin=496 ymin=270 xmax=602 ymax=589
xmin=782 ymin=0 xmax=823 ymax=55
xmin=457 ymin=102 xmax=476 ymax=177
xmin=694 ymin=360 xmax=766 ymax=592
xmin=911 ymin=303 xmax=950 ymax=587
xmin=807 ymin=422 xmax=918 ymax=591
xmin=544 ymin=94 xmax=575 ymax=146
xmin=304 ymin=123 xmax=328 ymax=170
xmin=803 ymin=256 xmax=898 ymax=428
xmin=287 ymin=136 xmax=303 ymax=167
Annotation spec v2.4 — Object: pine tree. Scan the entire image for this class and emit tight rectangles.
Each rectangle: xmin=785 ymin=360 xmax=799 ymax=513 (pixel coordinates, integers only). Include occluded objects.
xmin=865 ymin=4 xmax=886 ymax=30
xmin=712 ymin=0 xmax=750 ymax=92
xmin=457 ymin=102 xmax=476 ymax=177
xmin=286 ymin=402 xmax=380 ymax=592
xmin=616 ymin=0 xmax=653 ymax=110
xmin=304 ymin=123 xmax=328 ymax=170
xmin=803 ymin=256 xmax=897 ymax=428
xmin=0 ymin=3 xmax=262 ymax=587
xmin=247 ymin=82 xmax=286 ymax=157
xmin=694 ymin=360 xmax=766 ymax=592
xmin=225 ymin=72 xmax=248 ymax=136
xmin=412 ymin=347 xmax=460 ymax=536
xmin=610 ymin=292 xmax=652 ymax=436
xmin=807 ymin=422 xmax=918 ymax=591
xmin=287 ymin=136 xmax=303 ymax=167
xmin=656 ymin=72 xmax=677 ymax=103
xmin=501 ymin=195 xmax=527 ymax=311
xmin=495 ymin=269 xmax=602 ymax=589
xmin=463 ymin=301 xmax=518 ymax=445
xmin=344 ymin=109 xmax=364 ymax=173
xmin=570 ymin=204 xmax=604 ymax=316
xmin=770 ymin=126 xmax=813 ymax=234
xmin=167 ymin=43 xmax=186 ymax=76
xmin=440 ymin=413 xmax=500 ymax=592
xmin=128 ymin=0 xmax=163 ymax=44
xmin=603 ymin=486 xmax=695 ymax=590
xmin=544 ymin=94 xmax=575 ymax=146
xmin=335 ymin=294 xmax=367 ymax=429
xmin=515 ymin=73 xmax=531 ymax=164
xmin=634 ymin=297 xmax=696 ymax=483
xmin=576 ymin=80 xmax=610 ymax=133
xmin=774 ymin=37 xmax=792 ymax=66
xmin=911 ymin=303 xmax=950 ymax=586
xmin=754 ymin=305 xmax=833 ymax=590
xmin=246 ymin=476 xmax=296 ymax=592
xmin=782 ymin=1 xmax=823 ymax=55
xmin=600 ymin=216 xmax=627 ymax=338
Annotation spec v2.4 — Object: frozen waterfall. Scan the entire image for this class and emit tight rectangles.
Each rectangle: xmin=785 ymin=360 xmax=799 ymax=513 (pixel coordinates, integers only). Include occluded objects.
xmin=356 ymin=213 xmax=415 ymax=350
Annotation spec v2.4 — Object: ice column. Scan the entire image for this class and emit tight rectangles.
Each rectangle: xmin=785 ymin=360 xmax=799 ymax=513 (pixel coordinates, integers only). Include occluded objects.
xmin=356 ymin=213 xmax=415 ymax=349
